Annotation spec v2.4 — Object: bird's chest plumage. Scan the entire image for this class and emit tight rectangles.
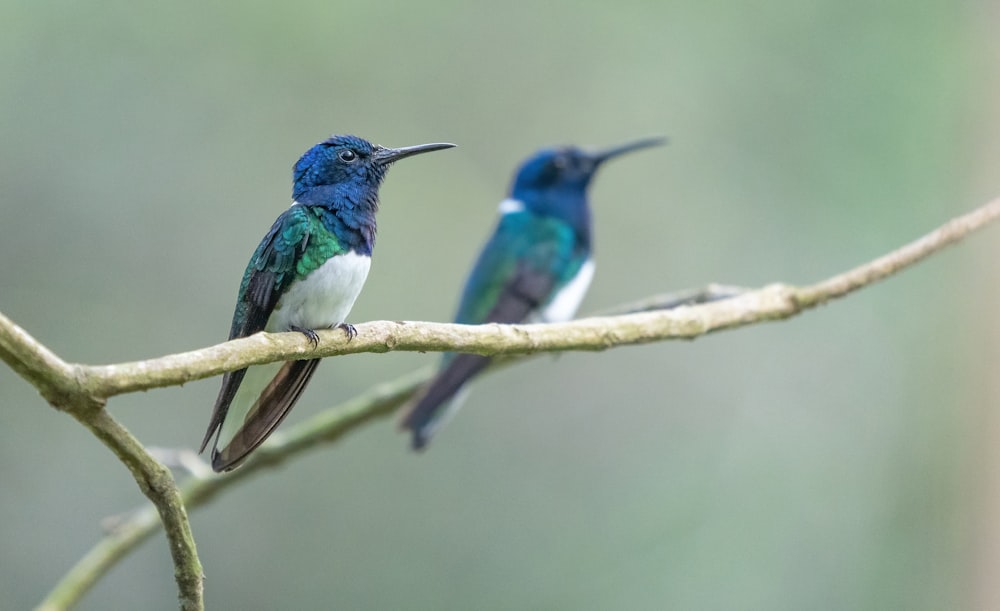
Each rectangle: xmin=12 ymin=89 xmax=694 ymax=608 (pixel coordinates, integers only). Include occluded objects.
xmin=267 ymin=251 xmax=371 ymax=332
xmin=535 ymin=257 xmax=595 ymax=323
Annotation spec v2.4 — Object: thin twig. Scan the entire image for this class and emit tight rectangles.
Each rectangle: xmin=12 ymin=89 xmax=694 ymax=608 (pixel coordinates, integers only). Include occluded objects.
xmin=797 ymin=198 xmax=1000 ymax=306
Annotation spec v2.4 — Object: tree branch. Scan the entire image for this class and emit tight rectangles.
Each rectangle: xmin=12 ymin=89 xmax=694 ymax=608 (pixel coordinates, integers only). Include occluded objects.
xmin=2 ymin=315 xmax=205 ymax=610
xmin=38 ymin=367 xmax=430 ymax=610
xmin=38 ymin=409 xmax=204 ymax=611
xmin=4 ymin=196 xmax=999 ymax=611
xmin=796 ymin=197 xmax=1000 ymax=306
xmin=71 ymin=196 xmax=1000 ymax=398
xmin=34 ymin=282 xmax=753 ymax=607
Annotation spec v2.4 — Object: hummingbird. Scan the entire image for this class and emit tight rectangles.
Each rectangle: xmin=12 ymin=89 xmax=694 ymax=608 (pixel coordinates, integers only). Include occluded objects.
xmin=400 ymin=136 xmax=665 ymax=450
xmin=201 ymin=134 xmax=455 ymax=471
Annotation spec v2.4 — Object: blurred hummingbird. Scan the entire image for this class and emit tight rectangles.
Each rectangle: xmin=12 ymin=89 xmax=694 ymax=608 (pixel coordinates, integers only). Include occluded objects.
xmin=201 ymin=134 xmax=455 ymax=471
xmin=400 ymin=136 xmax=665 ymax=450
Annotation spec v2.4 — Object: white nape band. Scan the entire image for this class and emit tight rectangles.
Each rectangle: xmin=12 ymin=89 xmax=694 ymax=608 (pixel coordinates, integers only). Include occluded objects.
xmin=497 ymin=198 xmax=526 ymax=214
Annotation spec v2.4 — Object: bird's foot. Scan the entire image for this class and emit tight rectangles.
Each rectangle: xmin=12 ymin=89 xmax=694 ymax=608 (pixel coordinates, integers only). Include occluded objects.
xmin=338 ymin=322 xmax=357 ymax=342
xmin=290 ymin=325 xmax=321 ymax=348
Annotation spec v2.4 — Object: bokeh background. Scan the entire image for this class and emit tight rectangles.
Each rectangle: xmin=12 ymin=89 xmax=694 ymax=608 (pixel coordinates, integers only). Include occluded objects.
xmin=2 ymin=1 xmax=999 ymax=609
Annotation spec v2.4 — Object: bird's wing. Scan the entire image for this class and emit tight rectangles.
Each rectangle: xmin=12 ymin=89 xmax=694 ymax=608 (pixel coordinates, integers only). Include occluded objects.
xmin=452 ymin=215 xmax=575 ymax=327
xmin=402 ymin=213 xmax=584 ymax=449
xmin=199 ymin=205 xmax=316 ymax=457
xmin=230 ymin=205 xmax=318 ymax=340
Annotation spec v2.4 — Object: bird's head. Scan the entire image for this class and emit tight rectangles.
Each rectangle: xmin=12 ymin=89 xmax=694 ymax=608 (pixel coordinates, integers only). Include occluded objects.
xmin=292 ymin=135 xmax=454 ymax=206
xmin=509 ymin=137 xmax=666 ymax=221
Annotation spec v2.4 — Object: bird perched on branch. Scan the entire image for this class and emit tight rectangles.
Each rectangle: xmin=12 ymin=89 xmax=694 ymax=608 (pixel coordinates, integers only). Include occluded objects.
xmin=400 ymin=136 xmax=665 ymax=450
xmin=201 ymin=134 xmax=455 ymax=471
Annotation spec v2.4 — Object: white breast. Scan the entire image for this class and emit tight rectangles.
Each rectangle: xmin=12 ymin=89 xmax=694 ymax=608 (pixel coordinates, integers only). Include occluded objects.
xmin=266 ymin=251 xmax=372 ymax=332
xmin=537 ymin=258 xmax=595 ymax=323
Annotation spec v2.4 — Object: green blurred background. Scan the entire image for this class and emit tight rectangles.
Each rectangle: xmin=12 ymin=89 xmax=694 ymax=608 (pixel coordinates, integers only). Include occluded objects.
xmin=2 ymin=1 xmax=999 ymax=609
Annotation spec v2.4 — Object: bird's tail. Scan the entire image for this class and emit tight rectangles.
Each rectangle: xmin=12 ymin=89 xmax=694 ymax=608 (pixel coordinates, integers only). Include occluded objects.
xmin=400 ymin=353 xmax=492 ymax=450
xmin=209 ymin=358 xmax=321 ymax=471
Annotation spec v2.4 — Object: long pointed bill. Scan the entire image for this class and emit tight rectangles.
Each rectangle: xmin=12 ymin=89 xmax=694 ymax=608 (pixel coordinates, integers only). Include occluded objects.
xmin=374 ymin=141 xmax=456 ymax=165
xmin=591 ymin=136 xmax=667 ymax=165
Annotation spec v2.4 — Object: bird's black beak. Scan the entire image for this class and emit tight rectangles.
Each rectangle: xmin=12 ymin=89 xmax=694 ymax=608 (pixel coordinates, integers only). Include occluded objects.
xmin=374 ymin=142 xmax=457 ymax=165
xmin=591 ymin=136 xmax=667 ymax=166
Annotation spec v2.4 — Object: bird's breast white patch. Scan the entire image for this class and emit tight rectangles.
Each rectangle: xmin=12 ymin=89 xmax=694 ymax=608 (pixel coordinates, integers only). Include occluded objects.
xmin=537 ymin=258 xmax=595 ymax=323
xmin=267 ymin=250 xmax=372 ymax=332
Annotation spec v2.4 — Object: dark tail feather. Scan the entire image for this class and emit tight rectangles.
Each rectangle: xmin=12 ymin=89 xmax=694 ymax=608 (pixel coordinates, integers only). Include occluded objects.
xmin=212 ymin=358 xmax=320 ymax=471
xmin=401 ymin=354 xmax=492 ymax=450
xmin=200 ymin=368 xmax=248 ymax=453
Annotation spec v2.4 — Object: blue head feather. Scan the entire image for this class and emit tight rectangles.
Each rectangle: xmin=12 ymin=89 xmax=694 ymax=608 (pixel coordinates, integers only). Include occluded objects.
xmin=292 ymin=135 xmax=387 ymax=208
xmin=509 ymin=146 xmax=600 ymax=247
xmin=290 ymin=135 xmax=389 ymax=255
xmin=507 ymin=138 xmax=667 ymax=248
xmin=288 ymin=134 xmax=456 ymax=255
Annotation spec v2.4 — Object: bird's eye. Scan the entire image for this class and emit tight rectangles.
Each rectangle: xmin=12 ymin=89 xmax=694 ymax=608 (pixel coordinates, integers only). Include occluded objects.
xmin=552 ymin=156 xmax=569 ymax=171
xmin=339 ymin=150 xmax=357 ymax=162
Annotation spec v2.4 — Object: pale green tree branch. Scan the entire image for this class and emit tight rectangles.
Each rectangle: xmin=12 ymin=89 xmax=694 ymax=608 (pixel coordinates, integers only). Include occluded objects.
xmin=0 ymin=196 xmax=997 ymax=611
xmin=0 ymin=313 xmax=205 ymax=611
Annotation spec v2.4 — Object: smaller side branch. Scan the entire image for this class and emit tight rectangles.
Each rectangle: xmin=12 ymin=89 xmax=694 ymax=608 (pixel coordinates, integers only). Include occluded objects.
xmin=75 ymin=410 xmax=204 ymax=611
xmin=37 ymin=407 xmax=205 ymax=611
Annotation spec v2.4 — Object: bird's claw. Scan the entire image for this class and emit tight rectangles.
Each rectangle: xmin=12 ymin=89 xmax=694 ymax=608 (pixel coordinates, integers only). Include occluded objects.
xmin=290 ymin=325 xmax=321 ymax=348
xmin=338 ymin=323 xmax=357 ymax=342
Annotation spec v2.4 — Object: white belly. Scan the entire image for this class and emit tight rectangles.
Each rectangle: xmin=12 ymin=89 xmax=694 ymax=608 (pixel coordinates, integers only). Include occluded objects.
xmin=536 ymin=258 xmax=595 ymax=323
xmin=266 ymin=251 xmax=372 ymax=332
